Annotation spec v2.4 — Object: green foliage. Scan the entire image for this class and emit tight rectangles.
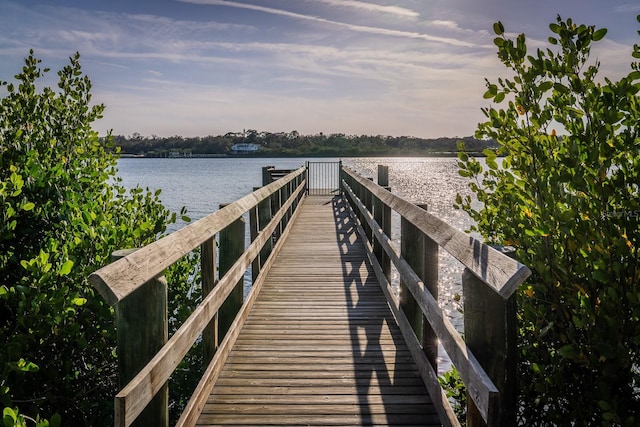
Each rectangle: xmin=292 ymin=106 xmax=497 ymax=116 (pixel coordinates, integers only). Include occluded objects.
xmin=111 ymin=132 xmax=497 ymax=157
xmin=438 ymin=367 xmax=466 ymax=425
xmin=457 ymin=16 xmax=640 ymax=426
xmin=0 ymin=51 xmax=198 ymax=425
xmin=2 ymin=407 xmax=60 ymax=427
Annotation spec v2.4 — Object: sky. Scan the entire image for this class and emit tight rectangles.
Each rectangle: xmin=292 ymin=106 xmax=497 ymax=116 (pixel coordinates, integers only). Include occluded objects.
xmin=0 ymin=0 xmax=639 ymax=138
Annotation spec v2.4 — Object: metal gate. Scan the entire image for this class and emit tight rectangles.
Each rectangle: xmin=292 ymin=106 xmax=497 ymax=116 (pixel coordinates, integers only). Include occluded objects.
xmin=305 ymin=161 xmax=341 ymax=196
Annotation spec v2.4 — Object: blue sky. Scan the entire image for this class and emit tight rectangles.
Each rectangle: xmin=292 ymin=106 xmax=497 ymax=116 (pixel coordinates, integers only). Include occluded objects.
xmin=1 ymin=0 xmax=638 ymax=138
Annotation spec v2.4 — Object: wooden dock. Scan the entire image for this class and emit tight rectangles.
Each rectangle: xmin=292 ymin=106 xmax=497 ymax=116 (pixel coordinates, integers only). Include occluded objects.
xmin=197 ymin=196 xmax=439 ymax=426
xmin=90 ymin=164 xmax=531 ymax=427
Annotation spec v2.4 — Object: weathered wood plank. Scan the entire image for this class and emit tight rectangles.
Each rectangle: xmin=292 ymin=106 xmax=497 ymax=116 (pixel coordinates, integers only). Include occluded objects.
xmin=344 ymin=180 xmax=498 ymax=425
xmin=196 ymin=196 xmax=440 ymax=426
xmin=175 ymin=185 xmax=306 ymax=427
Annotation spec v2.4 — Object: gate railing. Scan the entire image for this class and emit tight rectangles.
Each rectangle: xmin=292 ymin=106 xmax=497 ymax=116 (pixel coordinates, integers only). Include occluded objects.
xmin=306 ymin=161 xmax=341 ymax=196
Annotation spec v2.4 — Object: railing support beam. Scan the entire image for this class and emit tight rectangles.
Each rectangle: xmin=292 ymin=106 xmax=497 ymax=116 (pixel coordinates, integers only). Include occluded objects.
xmin=218 ymin=205 xmax=245 ymax=342
xmin=464 ymin=256 xmax=517 ymax=427
xmin=201 ymin=237 xmax=218 ymax=363
xmin=112 ymin=249 xmax=168 ymax=427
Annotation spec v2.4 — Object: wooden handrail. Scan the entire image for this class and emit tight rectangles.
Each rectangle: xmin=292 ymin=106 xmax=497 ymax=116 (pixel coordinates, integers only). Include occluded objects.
xmin=89 ymin=166 xmax=306 ymax=306
xmin=89 ymin=168 xmax=306 ymax=427
xmin=340 ymin=166 xmax=531 ymax=427
xmin=341 ymin=168 xmax=529 ymax=299
xmin=113 ymin=179 xmax=306 ymax=427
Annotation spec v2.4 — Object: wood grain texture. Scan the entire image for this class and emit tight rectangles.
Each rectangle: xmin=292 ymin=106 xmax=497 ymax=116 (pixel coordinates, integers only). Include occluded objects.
xmin=114 ymin=181 xmax=306 ymax=427
xmin=343 ymin=181 xmax=498 ymax=424
xmin=195 ymin=196 xmax=441 ymax=427
xmin=90 ymin=167 xmax=306 ymax=305
xmin=342 ymin=168 xmax=531 ymax=299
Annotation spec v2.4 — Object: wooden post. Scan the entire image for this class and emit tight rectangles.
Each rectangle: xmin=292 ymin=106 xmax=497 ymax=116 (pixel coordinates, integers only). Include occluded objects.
xmin=377 ymin=165 xmax=389 ymax=188
xmin=400 ymin=214 xmax=423 ymax=347
xmin=372 ymin=193 xmax=384 ymax=268
xmin=364 ymin=178 xmax=374 ymax=242
xmin=399 ymin=203 xmax=437 ymax=370
xmin=250 ymin=189 xmax=260 ymax=284
xmin=258 ymin=194 xmax=273 ymax=267
xmin=376 ymin=165 xmax=391 ymax=279
xmin=201 ymin=237 xmax=217 ymax=364
xmin=419 ymin=204 xmax=439 ymax=371
xmin=262 ymin=166 xmax=274 ymax=186
xmin=112 ymin=249 xmax=168 ymax=427
xmin=463 ymin=247 xmax=517 ymax=427
xmin=273 ymin=186 xmax=282 ymax=241
xmin=218 ymin=204 xmax=245 ymax=341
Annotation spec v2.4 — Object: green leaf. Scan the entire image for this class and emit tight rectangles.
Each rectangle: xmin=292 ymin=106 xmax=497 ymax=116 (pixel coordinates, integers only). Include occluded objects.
xmin=558 ymin=344 xmax=577 ymax=359
xmin=50 ymin=414 xmax=62 ymax=427
xmin=592 ymin=28 xmax=607 ymax=41
xmin=21 ymin=202 xmax=35 ymax=211
xmin=493 ymin=21 xmax=504 ymax=35
xmin=539 ymin=81 xmax=553 ymax=92
xmin=3 ymin=407 xmax=19 ymax=425
xmin=59 ymin=260 xmax=74 ymax=276
xmin=71 ymin=297 xmax=87 ymax=306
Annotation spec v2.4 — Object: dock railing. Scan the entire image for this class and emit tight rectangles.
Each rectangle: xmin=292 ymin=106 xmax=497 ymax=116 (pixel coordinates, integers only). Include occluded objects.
xmin=341 ymin=165 xmax=531 ymax=427
xmin=89 ymin=167 xmax=306 ymax=427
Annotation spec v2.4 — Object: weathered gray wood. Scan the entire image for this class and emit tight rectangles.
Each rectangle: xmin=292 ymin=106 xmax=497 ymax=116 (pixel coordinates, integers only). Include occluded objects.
xmin=258 ymin=194 xmax=273 ymax=266
xmin=400 ymin=203 xmax=439 ymax=370
xmin=250 ymin=192 xmax=259 ymax=284
xmin=464 ymin=256 xmax=517 ymax=427
xmin=400 ymin=214 xmax=423 ymax=347
xmin=342 ymin=182 xmax=499 ymax=425
xmin=418 ymin=204 xmax=439 ymax=371
xmin=200 ymin=237 xmax=217 ymax=364
xmin=111 ymin=249 xmax=168 ymax=427
xmin=377 ymin=164 xmax=389 ymax=188
xmin=262 ymin=166 xmax=274 ymax=185
xmin=176 ymin=189 xmax=304 ymax=427
xmin=218 ymin=205 xmax=245 ymax=342
xmin=342 ymin=197 xmax=459 ymax=427
xmin=196 ymin=196 xmax=440 ymax=427
xmin=342 ymin=167 xmax=531 ymax=298
xmin=372 ymin=165 xmax=392 ymax=280
xmin=89 ymin=167 xmax=306 ymax=305
xmin=112 ymin=180 xmax=306 ymax=427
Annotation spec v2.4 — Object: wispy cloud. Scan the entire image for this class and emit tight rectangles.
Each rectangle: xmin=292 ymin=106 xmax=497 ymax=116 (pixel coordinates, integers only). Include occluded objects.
xmin=614 ymin=4 xmax=640 ymax=13
xmin=178 ymin=0 xmax=483 ymax=47
xmin=308 ymin=0 xmax=419 ymax=18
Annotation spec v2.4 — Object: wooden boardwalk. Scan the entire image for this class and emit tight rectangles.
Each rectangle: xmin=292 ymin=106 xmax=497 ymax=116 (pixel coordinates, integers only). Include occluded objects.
xmin=196 ymin=195 xmax=440 ymax=426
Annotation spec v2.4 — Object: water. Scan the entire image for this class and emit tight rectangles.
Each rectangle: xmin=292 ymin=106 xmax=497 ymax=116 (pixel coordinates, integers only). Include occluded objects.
xmin=116 ymin=156 xmax=477 ymax=373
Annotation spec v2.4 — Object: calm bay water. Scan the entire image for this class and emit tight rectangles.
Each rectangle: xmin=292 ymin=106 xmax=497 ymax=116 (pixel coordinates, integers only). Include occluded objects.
xmin=117 ymin=156 xmax=477 ymax=372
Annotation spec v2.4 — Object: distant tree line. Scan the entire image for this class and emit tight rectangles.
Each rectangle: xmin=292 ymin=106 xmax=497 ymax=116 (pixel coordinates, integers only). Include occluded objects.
xmin=110 ymin=131 xmax=497 ymax=157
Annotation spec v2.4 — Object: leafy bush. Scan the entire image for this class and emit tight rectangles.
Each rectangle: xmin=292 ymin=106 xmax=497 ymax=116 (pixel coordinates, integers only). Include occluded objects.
xmin=438 ymin=366 xmax=466 ymax=425
xmin=457 ymin=16 xmax=640 ymax=426
xmin=0 ymin=51 xmax=197 ymax=425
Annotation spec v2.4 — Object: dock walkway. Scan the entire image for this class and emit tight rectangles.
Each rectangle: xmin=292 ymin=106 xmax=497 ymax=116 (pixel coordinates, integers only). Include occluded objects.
xmin=196 ymin=195 xmax=440 ymax=426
